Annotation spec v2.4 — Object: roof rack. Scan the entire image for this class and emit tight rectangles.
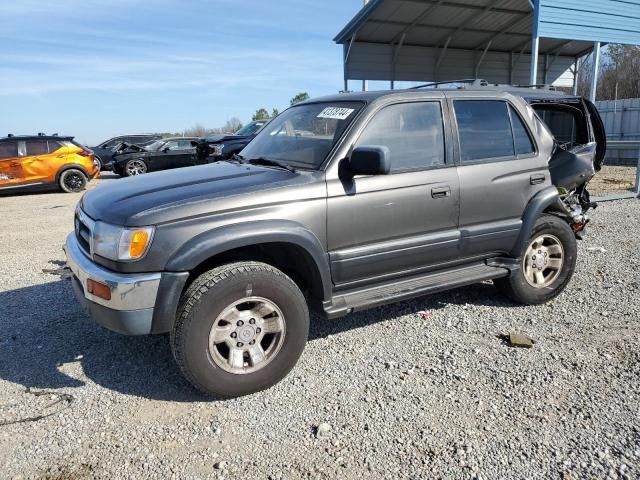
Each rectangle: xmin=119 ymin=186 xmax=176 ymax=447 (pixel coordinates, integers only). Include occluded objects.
xmin=512 ymin=83 xmax=557 ymax=91
xmin=37 ymin=132 xmax=46 ymax=136
xmin=7 ymin=133 xmax=13 ymax=137
xmin=410 ymin=79 xmax=490 ymax=90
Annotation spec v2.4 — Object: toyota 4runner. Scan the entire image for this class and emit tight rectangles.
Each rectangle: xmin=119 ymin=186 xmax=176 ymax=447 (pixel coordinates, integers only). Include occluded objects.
xmin=64 ymin=83 xmax=605 ymax=397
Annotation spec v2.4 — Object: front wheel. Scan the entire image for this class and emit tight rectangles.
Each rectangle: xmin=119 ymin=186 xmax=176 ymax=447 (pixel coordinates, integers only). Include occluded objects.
xmin=171 ymin=262 xmax=309 ymax=398
xmin=494 ymin=214 xmax=577 ymax=304
xmin=124 ymin=158 xmax=148 ymax=176
xmin=58 ymin=168 xmax=87 ymax=193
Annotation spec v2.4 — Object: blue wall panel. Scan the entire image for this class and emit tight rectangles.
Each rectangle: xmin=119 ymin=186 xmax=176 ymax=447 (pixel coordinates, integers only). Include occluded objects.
xmin=538 ymin=0 xmax=640 ymax=45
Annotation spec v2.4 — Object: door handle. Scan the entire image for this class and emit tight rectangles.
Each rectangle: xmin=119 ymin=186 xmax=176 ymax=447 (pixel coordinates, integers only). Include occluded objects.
xmin=431 ymin=186 xmax=451 ymax=199
xmin=530 ymin=173 xmax=546 ymax=185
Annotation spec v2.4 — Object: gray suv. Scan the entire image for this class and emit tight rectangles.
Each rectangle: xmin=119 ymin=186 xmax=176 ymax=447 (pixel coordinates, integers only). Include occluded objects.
xmin=64 ymin=84 xmax=605 ymax=397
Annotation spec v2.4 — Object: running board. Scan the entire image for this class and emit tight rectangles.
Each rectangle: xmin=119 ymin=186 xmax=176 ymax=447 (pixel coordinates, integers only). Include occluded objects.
xmin=323 ymin=262 xmax=509 ymax=319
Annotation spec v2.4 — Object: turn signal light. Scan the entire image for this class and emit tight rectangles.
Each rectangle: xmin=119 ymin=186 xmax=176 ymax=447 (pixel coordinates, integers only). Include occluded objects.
xmin=129 ymin=229 xmax=150 ymax=258
xmin=87 ymin=278 xmax=111 ymax=301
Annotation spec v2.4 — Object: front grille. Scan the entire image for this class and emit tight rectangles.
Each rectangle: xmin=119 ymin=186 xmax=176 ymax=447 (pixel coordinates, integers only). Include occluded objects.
xmin=75 ymin=209 xmax=94 ymax=256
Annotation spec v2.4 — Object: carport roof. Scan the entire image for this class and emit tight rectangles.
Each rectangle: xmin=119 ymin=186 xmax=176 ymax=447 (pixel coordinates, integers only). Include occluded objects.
xmin=334 ymin=0 xmax=595 ymax=58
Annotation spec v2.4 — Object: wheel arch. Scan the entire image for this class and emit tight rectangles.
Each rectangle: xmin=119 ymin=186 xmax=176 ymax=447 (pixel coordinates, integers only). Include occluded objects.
xmin=55 ymin=163 xmax=90 ymax=183
xmin=166 ymin=220 xmax=332 ymax=302
xmin=510 ymin=186 xmax=565 ymax=257
xmin=151 ymin=222 xmax=332 ymax=335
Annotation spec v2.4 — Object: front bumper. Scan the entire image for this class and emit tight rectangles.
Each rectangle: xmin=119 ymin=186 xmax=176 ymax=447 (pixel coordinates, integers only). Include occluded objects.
xmin=63 ymin=232 xmax=161 ymax=335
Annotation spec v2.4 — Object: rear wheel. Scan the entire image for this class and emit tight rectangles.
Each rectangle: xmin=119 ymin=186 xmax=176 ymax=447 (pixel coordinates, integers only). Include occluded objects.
xmin=58 ymin=168 xmax=87 ymax=193
xmin=494 ymin=214 xmax=577 ymax=304
xmin=94 ymin=156 xmax=103 ymax=171
xmin=124 ymin=158 xmax=148 ymax=176
xmin=171 ymin=262 xmax=309 ymax=398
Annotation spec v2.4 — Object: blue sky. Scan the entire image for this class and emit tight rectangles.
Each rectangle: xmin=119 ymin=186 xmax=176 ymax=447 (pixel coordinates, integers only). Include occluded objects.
xmin=0 ymin=0 xmax=369 ymax=145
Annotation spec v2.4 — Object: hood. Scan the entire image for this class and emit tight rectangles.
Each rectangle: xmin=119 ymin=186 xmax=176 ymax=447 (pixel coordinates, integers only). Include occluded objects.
xmin=81 ymin=162 xmax=315 ymax=226
xmin=205 ymin=134 xmax=252 ymax=145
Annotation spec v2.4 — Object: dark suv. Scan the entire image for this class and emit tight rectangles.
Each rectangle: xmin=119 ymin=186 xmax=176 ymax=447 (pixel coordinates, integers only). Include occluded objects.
xmin=64 ymin=84 xmax=604 ymax=397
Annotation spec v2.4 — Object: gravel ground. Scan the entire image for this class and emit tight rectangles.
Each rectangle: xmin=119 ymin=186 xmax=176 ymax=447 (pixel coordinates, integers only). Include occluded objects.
xmin=1 ymin=176 xmax=639 ymax=479
xmin=589 ymin=165 xmax=638 ymax=195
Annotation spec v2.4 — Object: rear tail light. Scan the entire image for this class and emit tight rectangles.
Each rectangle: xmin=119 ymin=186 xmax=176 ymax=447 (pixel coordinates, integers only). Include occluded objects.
xmin=78 ymin=147 xmax=94 ymax=157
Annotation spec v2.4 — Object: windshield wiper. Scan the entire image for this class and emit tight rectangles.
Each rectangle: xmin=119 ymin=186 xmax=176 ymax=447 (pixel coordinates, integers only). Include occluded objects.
xmin=246 ymin=157 xmax=296 ymax=173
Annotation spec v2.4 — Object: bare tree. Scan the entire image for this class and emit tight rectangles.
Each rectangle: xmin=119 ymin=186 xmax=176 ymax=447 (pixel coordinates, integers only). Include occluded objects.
xmin=577 ymin=45 xmax=640 ymax=100
xmin=224 ymin=117 xmax=243 ymax=133
xmin=183 ymin=123 xmax=209 ymax=137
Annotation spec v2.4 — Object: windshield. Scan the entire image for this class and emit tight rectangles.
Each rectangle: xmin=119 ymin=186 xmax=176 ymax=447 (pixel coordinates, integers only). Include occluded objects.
xmin=239 ymin=101 xmax=364 ymax=169
xmin=236 ymin=121 xmax=266 ymax=136
xmin=145 ymin=140 xmax=165 ymax=151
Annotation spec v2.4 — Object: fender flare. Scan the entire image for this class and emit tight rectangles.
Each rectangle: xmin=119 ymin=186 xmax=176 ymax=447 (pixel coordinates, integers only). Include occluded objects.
xmin=165 ymin=220 xmax=333 ymax=300
xmin=510 ymin=186 xmax=563 ymax=257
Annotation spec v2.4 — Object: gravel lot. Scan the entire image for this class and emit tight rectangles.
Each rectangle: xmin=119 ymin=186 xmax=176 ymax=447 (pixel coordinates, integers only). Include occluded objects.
xmin=1 ymin=176 xmax=639 ymax=479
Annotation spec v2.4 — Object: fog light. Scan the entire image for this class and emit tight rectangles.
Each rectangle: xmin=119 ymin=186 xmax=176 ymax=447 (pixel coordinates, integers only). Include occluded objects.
xmin=87 ymin=278 xmax=111 ymax=301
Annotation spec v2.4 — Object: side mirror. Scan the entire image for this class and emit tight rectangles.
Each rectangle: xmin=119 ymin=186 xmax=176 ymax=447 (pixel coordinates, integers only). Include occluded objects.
xmin=348 ymin=146 xmax=391 ymax=176
xmin=162 ymin=147 xmax=170 ymax=153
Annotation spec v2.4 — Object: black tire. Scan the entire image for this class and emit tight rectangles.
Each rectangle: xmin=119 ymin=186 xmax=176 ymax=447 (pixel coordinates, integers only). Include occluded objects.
xmin=58 ymin=168 xmax=87 ymax=193
xmin=124 ymin=158 xmax=148 ymax=176
xmin=494 ymin=214 xmax=577 ymax=304
xmin=171 ymin=261 xmax=309 ymax=398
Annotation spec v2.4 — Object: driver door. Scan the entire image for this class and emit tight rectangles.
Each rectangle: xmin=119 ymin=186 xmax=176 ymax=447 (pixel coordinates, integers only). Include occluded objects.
xmin=326 ymin=100 xmax=460 ymax=287
xmin=159 ymin=140 xmax=196 ymax=170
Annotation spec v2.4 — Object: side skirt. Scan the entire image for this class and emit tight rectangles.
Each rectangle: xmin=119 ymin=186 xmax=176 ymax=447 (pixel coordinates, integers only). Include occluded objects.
xmin=322 ymin=260 xmax=511 ymax=319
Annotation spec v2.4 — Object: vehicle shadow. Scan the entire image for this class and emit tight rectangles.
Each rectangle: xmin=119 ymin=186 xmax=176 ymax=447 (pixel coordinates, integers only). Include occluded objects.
xmin=0 ymin=277 xmax=518 ymax=402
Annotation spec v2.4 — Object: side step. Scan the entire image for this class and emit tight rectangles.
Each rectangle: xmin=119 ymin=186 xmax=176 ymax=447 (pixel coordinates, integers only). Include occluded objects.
xmin=323 ymin=262 xmax=509 ymax=319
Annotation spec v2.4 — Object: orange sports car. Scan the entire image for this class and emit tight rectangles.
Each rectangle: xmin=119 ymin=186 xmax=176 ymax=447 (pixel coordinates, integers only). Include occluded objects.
xmin=0 ymin=134 xmax=99 ymax=194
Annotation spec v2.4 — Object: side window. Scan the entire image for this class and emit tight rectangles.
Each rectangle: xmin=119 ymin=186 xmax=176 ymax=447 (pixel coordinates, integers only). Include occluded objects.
xmin=509 ymin=106 xmax=535 ymax=155
xmin=48 ymin=140 xmax=62 ymax=153
xmin=26 ymin=140 xmax=50 ymax=156
xmin=0 ymin=141 xmax=19 ymax=159
xmin=166 ymin=141 xmax=181 ymax=150
xmin=354 ymin=102 xmax=445 ymax=171
xmin=454 ymin=100 xmax=514 ymax=162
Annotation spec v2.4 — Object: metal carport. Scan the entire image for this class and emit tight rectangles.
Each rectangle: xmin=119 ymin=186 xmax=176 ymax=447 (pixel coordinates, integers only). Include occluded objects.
xmin=335 ymin=0 xmax=640 ymax=100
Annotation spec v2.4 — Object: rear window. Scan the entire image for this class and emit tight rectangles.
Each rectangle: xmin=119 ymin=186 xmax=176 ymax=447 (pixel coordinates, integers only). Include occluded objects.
xmin=0 ymin=141 xmax=18 ymax=159
xmin=454 ymin=100 xmax=515 ymax=161
xmin=532 ymin=104 xmax=588 ymax=148
xmin=26 ymin=140 xmax=49 ymax=156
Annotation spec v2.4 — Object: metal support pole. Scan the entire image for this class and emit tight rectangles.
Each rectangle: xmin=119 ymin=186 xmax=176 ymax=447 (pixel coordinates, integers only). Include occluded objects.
xmin=635 ymin=150 xmax=640 ymax=195
xmin=362 ymin=0 xmax=369 ymax=92
xmin=589 ymin=41 xmax=601 ymax=102
xmin=529 ymin=0 xmax=539 ymax=85
xmin=572 ymin=57 xmax=579 ymax=95
xmin=530 ymin=36 xmax=539 ymax=85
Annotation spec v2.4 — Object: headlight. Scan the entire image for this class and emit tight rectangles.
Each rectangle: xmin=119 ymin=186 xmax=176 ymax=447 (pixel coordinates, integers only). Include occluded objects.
xmin=211 ymin=144 xmax=224 ymax=156
xmin=92 ymin=222 xmax=154 ymax=261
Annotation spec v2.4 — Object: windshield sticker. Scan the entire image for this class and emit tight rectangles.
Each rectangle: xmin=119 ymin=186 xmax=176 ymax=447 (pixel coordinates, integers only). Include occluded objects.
xmin=317 ymin=107 xmax=355 ymax=120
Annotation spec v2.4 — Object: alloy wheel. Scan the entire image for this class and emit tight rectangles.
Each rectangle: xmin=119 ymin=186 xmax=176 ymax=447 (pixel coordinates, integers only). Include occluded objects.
xmin=522 ymin=234 xmax=564 ymax=288
xmin=126 ymin=159 xmax=147 ymax=175
xmin=208 ymin=296 xmax=286 ymax=374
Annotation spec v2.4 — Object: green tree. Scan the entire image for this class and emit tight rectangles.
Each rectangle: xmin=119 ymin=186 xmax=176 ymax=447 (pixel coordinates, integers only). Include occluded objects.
xmin=252 ymin=108 xmax=270 ymax=121
xmin=290 ymin=92 xmax=310 ymax=106
xmin=271 ymin=108 xmax=280 ymax=118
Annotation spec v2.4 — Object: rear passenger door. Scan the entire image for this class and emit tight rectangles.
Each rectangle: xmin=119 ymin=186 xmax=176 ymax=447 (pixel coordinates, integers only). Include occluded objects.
xmin=327 ymin=99 xmax=460 ymax=286
xmin=450 ymin=97 xmax=550 ymax=257
xmin=22 ymin=139 xmax=53 ymax=184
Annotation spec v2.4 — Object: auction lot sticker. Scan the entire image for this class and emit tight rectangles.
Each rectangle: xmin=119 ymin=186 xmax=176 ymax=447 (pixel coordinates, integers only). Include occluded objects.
xmin=317 ymin=107 xmax=355 ymax=120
